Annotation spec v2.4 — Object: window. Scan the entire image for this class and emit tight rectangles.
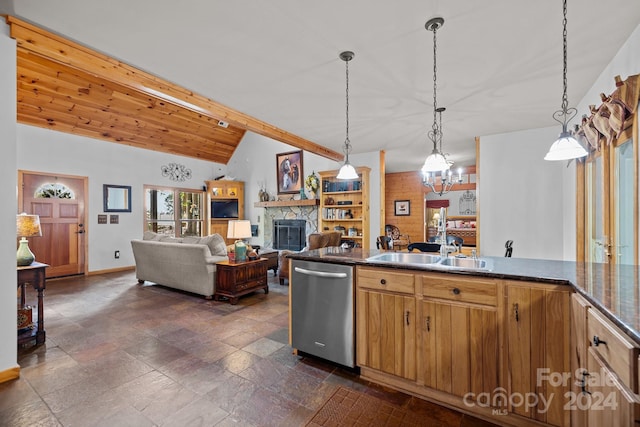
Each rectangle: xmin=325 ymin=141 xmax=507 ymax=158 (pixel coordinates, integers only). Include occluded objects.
xmin=578 ymin=124 xmax=637 ymax=264
xmin=144 ymin=185 xmax=204 ymax=237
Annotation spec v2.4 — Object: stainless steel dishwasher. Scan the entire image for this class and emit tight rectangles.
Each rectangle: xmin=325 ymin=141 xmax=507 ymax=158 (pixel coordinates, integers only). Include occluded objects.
xmin=290 ymin=259 xmax=354 ymax=367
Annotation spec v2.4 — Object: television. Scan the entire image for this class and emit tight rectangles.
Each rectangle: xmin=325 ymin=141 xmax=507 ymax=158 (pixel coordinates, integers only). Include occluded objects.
xmin=211 ymin=199 xmax=239 ymax=219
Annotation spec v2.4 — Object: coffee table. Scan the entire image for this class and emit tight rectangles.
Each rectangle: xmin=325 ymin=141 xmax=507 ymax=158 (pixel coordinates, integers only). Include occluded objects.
xmin=214 ymin=258 xmax=268 ymax=304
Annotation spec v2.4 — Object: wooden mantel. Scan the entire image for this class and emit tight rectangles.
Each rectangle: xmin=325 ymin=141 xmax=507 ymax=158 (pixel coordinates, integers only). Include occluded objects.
xmin=254 ymin=199 xmax=319 ymax=208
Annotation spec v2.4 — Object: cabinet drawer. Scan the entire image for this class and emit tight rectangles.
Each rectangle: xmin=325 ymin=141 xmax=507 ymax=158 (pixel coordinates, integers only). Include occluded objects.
xmin=357 ymin=267 xmax=414 ymax=295
xmin=587 ymin=309 xmax=639 ymax=392
xmin=421 ymin=274 xmax=497 ymax=306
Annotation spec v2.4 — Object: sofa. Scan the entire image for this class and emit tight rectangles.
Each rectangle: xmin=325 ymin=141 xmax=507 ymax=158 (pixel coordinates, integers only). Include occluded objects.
xmin=131 ymin=231 xmax=229 ymax=298
xmin=277 ymin=231 xmax=342 ymax=285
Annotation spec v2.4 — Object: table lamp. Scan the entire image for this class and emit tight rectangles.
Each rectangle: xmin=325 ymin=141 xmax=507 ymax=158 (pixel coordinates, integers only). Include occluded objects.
xmin=16 ymin=213 xmax=42 ymax=266
xmin=227 ymin=220 xmax=252 ymax=262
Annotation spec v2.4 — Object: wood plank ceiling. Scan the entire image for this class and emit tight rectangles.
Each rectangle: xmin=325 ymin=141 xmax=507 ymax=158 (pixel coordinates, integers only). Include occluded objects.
xmin=7 ymin=16 xmax=343 ymax=164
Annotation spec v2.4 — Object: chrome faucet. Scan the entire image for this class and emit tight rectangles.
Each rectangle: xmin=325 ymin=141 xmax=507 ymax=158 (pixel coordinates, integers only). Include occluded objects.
xmin=438 ymin=207 xmax=447 ymax=257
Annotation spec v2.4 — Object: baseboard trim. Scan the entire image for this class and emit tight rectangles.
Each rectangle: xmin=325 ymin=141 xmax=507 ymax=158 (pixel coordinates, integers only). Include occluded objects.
xmin=0 ymin=365 xmax=20 ymax=384
xmin=88 ymin=266 xmax=135 ymax=276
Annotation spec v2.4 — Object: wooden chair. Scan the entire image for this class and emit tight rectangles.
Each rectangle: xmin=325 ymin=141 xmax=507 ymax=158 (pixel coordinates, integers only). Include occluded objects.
xmin=384 ymin=224 xmax=410 ymax=250
xmin=277 ymin=231 xmax=342 ymax=285
xmin=376 ymin=236 xmax=391 ymax=250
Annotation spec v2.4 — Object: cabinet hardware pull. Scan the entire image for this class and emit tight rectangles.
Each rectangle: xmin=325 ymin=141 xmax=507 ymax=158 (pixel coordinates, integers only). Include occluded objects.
xmin=514 ymin=303 xmax=519 ymax=322
xmin=452 ymin=287 xmax=460 ymax=295
xmin=380 ymin=279 xmax=386 ymax=285
xmin=405 ymin=311 xmax=410 ymax=325
xmin=580 ymin=370 xmax=592 ymax=395
xmin=593 ymin=335 xmax=607 ymax=346
xmin=426 ymin=316 xmax=430 ymax=332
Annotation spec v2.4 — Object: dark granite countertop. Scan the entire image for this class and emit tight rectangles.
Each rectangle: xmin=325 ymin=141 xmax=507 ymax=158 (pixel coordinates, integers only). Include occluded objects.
xmin=287 ymin=247 xmax=640 ymax=345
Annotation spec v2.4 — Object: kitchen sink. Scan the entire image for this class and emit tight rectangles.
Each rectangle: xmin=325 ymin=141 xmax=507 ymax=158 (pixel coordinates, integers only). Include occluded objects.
xmin=366 ymin=252 xmax=442 ymax=265
xmin=437 ymin=257 xmax=489 ymax=270
xmin=366 ymin=252 xmax=492 ymax=271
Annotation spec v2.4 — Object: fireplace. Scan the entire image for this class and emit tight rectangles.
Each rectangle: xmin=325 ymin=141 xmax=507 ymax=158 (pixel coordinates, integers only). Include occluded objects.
xmin=273 ymin=219 xmax=306 ymax=251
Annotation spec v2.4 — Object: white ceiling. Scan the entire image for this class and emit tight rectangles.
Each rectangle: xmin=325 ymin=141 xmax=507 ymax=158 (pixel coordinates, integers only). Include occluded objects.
xmin=4 ymin=0 xmax=640 ymax=172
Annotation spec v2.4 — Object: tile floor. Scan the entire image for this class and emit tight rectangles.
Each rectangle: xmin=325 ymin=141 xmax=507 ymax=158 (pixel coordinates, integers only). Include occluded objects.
xmin=1 ymin=270 xmax=497 ymax=426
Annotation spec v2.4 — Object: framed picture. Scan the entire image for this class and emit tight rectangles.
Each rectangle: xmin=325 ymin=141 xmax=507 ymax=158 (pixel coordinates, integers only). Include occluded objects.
xmin=394 ymin=200 xmax=410 ymax=216
xmin=276 ymin=150 xmax=303 ymax=194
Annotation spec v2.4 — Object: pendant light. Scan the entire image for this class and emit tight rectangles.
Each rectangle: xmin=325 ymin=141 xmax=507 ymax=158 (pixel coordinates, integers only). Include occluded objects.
xmin=421 ymin=17 xmax=450 ymax=174
xmin=544 ymin=0 xmax=587 ymax=161
xmin=336 ymin=51 xmax=359 ymax=180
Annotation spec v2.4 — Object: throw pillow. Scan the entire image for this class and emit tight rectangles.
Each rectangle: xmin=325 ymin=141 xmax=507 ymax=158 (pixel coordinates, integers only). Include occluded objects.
xmin=182 ymin=236 xmax=201 ymax=244
xmin=143 ymin=231 xmax=161 ymax=241
xmin=199 ymin=234 xmax=227 ymax=256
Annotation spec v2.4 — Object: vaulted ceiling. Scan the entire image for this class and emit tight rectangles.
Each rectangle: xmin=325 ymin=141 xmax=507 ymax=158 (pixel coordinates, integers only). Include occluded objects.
xmin=3 ymin=1 xmax=640 ymax=172
xmin=8 ymin=16 xmax=342 ymax=165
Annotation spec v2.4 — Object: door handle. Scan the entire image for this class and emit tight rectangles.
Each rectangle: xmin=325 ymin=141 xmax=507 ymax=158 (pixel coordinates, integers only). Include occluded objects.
xmin=77 ymin=230 xmax=85 ymax=234
xmin=293 ymin=267 xmax=348 ymax=279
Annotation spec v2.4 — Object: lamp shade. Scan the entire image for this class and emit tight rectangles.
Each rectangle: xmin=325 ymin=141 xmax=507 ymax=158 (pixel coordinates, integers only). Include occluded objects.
xmin=544 ymin=132 xmax=588 ymax=161
xmin=16 ymin=213 xmax=41 ymax=266
xmin=227 ymin=220 xmax=252 ymax=240
xmin=421 ymin=151 xmax=450 ymax=173
xmin=337 ymin=162 xmax=358 ymax=180
xmin=16 ymin=213 xmax=42 ymax=238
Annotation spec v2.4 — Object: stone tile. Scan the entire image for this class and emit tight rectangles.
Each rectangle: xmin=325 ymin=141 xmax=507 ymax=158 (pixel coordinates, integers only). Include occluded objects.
xmin=242 ymin=337 xmax=285 ymax=358
xmin=112 ymin=370 xmax=197 ymax=425
xmin=215 ymin=349 xmax=262 ymax=374
xmin=0 ymin=399 xmax=60 ymax=427
xmin=238 ymin=357 xmax=291 ymax=388
xmin=160 ymin=397 xmax=229 ymax=427
xmin=5 ymin=270 xmax=491 ymax=427
xmin=230 ymin=386 xmax=301 ymax=427
xmin=123 ymin=336 xmax=189 ymax=369
xmin=40 ymin=375 xmax=111 ymax=414
xmin=265 ymin=326 xmax=289 ymax=344
xmin=0 ymin=378 xmax=40 ymax=415
xmin=203 ymin=370 xmax=258 ymax=413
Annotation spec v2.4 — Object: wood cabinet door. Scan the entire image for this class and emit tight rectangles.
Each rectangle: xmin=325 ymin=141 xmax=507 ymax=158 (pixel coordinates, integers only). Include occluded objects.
xmin=421 ymin=300 xmax=499 ymax=400
xmin=585 ymin=348 xmax=639 ymax=427
xmin=506 ymin=283 xmax=570 ymax=427
xmin=571 ymin=293 xmax=591 ymax=427
xmin=356 ymin=289 xmax=416 ymax=380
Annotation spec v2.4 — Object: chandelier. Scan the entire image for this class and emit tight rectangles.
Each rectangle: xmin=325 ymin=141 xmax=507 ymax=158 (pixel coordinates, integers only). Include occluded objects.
xmin=420 ymin=17 xmax=461 ymax=195
xmin=336 ymin=51 xmax=359 ymax=180
xmin=544 ymin=0 xmax=587 ymax=161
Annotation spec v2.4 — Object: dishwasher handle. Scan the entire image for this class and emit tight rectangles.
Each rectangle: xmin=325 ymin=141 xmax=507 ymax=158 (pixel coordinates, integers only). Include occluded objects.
xmin=294 ymin=266 xmax=348 ymax=279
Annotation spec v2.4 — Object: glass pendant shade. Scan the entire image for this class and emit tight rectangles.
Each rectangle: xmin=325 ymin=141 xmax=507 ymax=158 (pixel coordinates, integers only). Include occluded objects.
xmin=544 ymin=131 xmax=588 ymax=161
xmin=421 ymin=150 xmax=450 ymax=173
xmin=337 ymin=162 xmax=358 ymax=180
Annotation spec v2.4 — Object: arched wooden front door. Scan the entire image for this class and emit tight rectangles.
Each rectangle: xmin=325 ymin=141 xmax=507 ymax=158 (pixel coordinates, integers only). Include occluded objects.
xmin=19 ymin=171 xmax=87 ymax=278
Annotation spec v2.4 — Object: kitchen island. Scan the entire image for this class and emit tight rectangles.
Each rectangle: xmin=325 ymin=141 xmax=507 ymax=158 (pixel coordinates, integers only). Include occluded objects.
xmin=286 ymin=247 xmax=640 ymax=427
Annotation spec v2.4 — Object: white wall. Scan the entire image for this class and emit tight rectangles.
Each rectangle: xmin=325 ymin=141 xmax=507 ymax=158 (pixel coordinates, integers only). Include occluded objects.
xmin=17 ymin=125 xmax=227 ymax=272
xmin=0 ymin=24 xmax=18 ymax=375
xmin=479 ymin=126 xmax=565 ymax=259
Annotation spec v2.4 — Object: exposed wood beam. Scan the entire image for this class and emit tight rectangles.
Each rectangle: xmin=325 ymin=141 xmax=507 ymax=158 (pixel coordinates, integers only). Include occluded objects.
xmin=5 ymin=15 xmax=343 ymax=162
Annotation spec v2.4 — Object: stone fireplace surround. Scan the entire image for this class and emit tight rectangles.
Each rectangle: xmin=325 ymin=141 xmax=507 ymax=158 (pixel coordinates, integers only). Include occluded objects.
xmin=260 ymin=206 xmax=318 ymax=250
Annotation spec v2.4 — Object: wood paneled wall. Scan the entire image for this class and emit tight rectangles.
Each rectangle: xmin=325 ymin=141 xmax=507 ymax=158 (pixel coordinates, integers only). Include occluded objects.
xmin=384 ymin=167 xmax=477 ymax=243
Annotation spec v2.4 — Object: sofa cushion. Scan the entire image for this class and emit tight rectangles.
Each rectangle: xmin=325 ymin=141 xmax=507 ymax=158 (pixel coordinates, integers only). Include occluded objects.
xmin=159 ymin=236 xmax=183 ymax=243
xmin=182 ymin=236 xmax=201 ymax=244
xmin=143 ymin=231 xmax=163 ymax=241
xmin=199 ymin=234 xmax=227 ymax=256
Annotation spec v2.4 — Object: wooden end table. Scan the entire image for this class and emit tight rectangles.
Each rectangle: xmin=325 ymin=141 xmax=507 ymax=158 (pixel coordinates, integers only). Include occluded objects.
xmin=17 ymin=262 xmax=48 ymax=346
xmin=214 ymin=258 xmax=269 ymax=304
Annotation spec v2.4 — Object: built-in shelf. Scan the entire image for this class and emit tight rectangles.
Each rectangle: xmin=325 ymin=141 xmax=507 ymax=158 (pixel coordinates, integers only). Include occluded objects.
xmin=254 ymin=199 xmax=319 ymax=208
